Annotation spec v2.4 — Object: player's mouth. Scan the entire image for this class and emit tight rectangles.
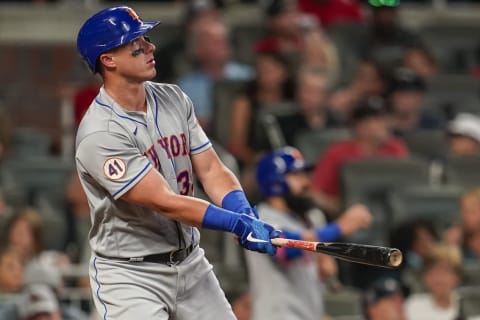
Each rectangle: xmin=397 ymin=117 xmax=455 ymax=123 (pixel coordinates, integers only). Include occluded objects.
xmin=147 ymin=58 xmax=155 ymax=66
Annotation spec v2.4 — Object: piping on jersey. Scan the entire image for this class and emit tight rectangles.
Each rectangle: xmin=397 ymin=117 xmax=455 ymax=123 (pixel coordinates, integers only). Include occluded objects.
xmin=93 ymin=257 xmax=108 ymax=320
xmin=112 ymin=162 xmax=152 ymax=198
xmin=148 ymin=85 xmax=190 ymax=248
xmin=95 ymin=98 xmax=148 ymax=128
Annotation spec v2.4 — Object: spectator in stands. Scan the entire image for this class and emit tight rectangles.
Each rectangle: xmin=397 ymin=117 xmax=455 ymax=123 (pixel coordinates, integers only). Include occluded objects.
xmin=405 ymin=244 xmax=461 ymax=320
xmin=364 ymin=6 xmax=423 ymax=71
xmin=390 ymin=219 xmax=440 ymax=292
xmin=20 ymin=284 xmax=63 ymax=320
xmin=66 ymin=173 xmax=90 ymax=265
xmin=300 ymin=25 xmax=341 ymax=86
xmin=72 ymin=78 xmax=101 ymax=128
xmin=2 ymin=208 xmax=44 ymax=261
xmin=178 ymin=20 xmax=253 ymax=132
xmin=458 ymin=188 xmax=480 ymax=260
xmin=388 ymin=68 xmax=443 ymax=137
xmin=1 ymin=209 xmax=71 ymax=293
xmin=22 ymin=261 xmax=89 ymax=320
xmin=297 ymin=0 xmax=363 ymax=28
xmin=311 ymin=97 xmax=408 ymax=213
xmin=154 ymin=0 xmax=225 ymax=83
xmin=0 ymin=245 xmax=24 ymax=294
xmin=256 ymin=0 xmax=303 ymax=54
xmin=362 ymin=277 xmax=407 ymax=320
xmin=275 ymin=66 xmax=339 ymax=146
xmin=257 ymin=0 xmax=341 ymax=84
xmin=329 ymin=59 xmax=389 ymax=123
xmin=403 ymin=46 xmax=439 ymax=79
xmin=228 ymin=50 xmax=294 ymax=168
xmin=464 ymin=229 xmax=480 ymax=260
xmin=446 ymin=113 xmax=480 ymax=157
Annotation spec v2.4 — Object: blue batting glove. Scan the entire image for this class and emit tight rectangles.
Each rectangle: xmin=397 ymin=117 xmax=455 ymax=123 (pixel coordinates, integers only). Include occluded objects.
xmin=241 ymin=206 xmax=259 ymax=219
xmin=222 ymin=190 xmax=258 ymax=218
xmin=232 ymin=214 xmax=280 ymax=256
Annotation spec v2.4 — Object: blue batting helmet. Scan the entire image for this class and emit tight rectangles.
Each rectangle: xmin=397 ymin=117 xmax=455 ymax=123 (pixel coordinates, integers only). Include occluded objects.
xmin=256 ymin=147 xmax=310 ymax=196
xmin=76 ymin=6 xmax=160 ymax=73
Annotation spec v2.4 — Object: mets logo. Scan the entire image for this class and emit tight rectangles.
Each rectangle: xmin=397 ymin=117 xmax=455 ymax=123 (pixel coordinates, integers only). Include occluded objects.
xmin=126 ymin=8 xmax=141 ymax=22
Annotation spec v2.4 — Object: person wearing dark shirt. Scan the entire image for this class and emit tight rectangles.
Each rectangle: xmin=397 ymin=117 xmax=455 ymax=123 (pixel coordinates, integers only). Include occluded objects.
xmin=365 ymin=6 xmax=423 ymax=71
xmin=275 ymin=66 xmax=339 ymax=146
xmin=387 ymin=68 xmax=443 ymax=137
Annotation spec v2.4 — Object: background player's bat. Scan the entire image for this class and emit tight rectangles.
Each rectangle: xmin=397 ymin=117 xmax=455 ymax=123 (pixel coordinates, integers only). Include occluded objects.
xmin=271 ymin=238 xmax=402 ymax=268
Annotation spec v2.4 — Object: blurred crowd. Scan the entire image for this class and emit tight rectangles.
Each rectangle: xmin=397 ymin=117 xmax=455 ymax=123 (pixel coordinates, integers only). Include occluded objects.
xmin=2 ymin=0 xmax=480 ymax=319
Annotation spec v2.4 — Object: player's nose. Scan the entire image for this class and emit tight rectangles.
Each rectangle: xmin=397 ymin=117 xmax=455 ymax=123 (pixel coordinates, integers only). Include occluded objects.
xmin=145 ymin=40 xmax=156 ymax=54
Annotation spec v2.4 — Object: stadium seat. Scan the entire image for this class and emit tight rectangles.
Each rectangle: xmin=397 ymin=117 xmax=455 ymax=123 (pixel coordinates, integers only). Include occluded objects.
xmin=231 ymin=24 xmax=267 ymax=65
xmin=457 ymin=286 xmax=480 ymax=318
xmin=3 ymin=157 xmax=74 ymax=203
xmin=11 ymin=127 xmax=52 ymax=158
xmin=444 ymin=155 xmax=480 ymax=189
xmin=341 ymin=157 xmax=431 ymax=244
xmin=0 ymin=294 xmax=21 ymax=320
xmin=211 ymin=80 xmax=249 ymax=146
xmin=294 ymin=128 xmax=352 ymax=164
xmin=462 ymin=263 xmax=480 ymax=286
xmin=424 ymin=75 xmax=480 ymax=116
xmin=324 ymin=288 xmax=363 ymax=318
xmin=256 ymin=102 xmax=297 ymax=149
xmin=419 ymin=23 xmax=480 ymax=73
xmin=402 ymin=129 xmax=449 ymax=161
xmin=387 ymin=184 xmax=462 ymax=228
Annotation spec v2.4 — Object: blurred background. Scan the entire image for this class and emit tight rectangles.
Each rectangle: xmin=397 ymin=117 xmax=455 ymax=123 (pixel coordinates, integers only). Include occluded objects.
xmin=1 ymin=0 xmax=480 ymax=319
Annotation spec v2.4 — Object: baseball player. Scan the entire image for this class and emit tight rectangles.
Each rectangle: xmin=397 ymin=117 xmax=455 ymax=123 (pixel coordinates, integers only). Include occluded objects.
xmin=75 ymin=6 xmax=279 ymax=320
xmin=246 ymin=147 xmax=372 ymax=320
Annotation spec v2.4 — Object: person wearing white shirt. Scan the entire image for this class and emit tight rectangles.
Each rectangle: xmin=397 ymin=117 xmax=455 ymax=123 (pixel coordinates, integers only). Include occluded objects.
xmin=405 ymin=243 xmax=461 ymax=320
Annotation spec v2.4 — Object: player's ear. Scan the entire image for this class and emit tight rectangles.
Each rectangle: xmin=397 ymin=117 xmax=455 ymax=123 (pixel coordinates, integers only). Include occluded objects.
xmin=99 ymin=53 xmax=116 ymax=70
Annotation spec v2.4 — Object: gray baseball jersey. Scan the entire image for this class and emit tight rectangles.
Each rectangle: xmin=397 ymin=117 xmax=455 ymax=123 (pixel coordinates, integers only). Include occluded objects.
xmin=245 ymin=203 xmax=325 ymax=320
xmin=75 ymin=81 xmax=210 ymax=258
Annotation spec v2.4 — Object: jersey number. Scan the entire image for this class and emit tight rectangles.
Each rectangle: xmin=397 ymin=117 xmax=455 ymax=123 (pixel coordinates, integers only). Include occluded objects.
xmin=109 ymin=160 xmax=124 ymax=176
xmin=176 ymin=170 xmax=192 ymax=195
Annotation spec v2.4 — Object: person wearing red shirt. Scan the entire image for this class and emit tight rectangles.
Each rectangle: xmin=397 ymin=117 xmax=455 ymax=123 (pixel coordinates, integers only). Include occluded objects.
xmin=311 ymin=96 xmax=408 ymax=213
xmin=297 ymin=0 xmax=363 ymax=28
xmin=73 ymin=78 xmax=101 ymax=127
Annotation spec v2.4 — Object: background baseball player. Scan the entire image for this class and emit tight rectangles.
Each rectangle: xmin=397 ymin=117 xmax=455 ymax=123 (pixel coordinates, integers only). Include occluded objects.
xmin=246 ymin=146 xmax=372 ymax=320
xmin=75 ymin=6 xmax=280 ymax=319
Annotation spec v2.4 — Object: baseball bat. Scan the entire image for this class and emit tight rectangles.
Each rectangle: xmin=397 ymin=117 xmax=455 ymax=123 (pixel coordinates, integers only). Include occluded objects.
xmin=271 ymin=238 xmax=403 ymax=268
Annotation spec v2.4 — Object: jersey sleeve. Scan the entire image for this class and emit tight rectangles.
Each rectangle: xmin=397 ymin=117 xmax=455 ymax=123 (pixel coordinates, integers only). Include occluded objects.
xmin=76 ymin=132 xmax=153 ymax=200
xmin=182 ymin=90 xmax=212 ymax=155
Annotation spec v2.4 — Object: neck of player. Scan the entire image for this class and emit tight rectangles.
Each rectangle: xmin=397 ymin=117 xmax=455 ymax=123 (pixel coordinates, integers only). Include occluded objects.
xmin=104 ymin=78 xmax=148 ymax=113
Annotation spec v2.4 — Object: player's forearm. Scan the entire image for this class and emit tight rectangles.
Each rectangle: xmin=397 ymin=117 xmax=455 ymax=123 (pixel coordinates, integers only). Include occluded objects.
xmin=150 ymin=193 xmax=211 ymax=227
xmin=201 ymin=165 xmax=243 ymax=206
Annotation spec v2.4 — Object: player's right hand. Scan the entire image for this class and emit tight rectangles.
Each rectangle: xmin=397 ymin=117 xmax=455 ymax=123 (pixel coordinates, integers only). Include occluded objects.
xmin=337 ymin=204 xmax=373 ymax=236
xmin=232 ymin=214 xmax=280 ymax=256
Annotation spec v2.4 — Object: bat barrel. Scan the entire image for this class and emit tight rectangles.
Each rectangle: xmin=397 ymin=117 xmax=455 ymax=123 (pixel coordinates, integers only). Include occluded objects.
xmin=387 ymin=248 xmax=403 ymax=268
xmin=315 ymin=242 xmax=403 ymax=269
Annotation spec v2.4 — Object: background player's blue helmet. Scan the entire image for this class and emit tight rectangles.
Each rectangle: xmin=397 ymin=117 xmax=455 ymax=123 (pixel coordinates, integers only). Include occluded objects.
xmin=256 ymin=147 xmax=309 ymax=196
xmin=76 ymin=6 xmax=160 ymax=73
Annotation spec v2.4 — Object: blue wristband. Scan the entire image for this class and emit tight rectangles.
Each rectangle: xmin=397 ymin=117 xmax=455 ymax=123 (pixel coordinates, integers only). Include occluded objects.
xmin=315 ymin=223 xmax=341 ymax=242
xmin=222 ymin=190 xmax=252 ymax=214
xmin=202 ymin=204 xmax=240 ymax=233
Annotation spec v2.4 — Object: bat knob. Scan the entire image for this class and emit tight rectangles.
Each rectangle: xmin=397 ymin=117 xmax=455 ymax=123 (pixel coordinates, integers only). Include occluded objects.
xmin=387 ymin=249 xmax=403 ymax=268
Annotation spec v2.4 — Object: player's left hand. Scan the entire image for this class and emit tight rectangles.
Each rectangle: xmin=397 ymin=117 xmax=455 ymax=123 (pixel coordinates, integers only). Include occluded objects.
xmin=232 ymin=214 xmax=280 ymax=255
xmin=241 ymin=206 xmax=259 ymax=219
